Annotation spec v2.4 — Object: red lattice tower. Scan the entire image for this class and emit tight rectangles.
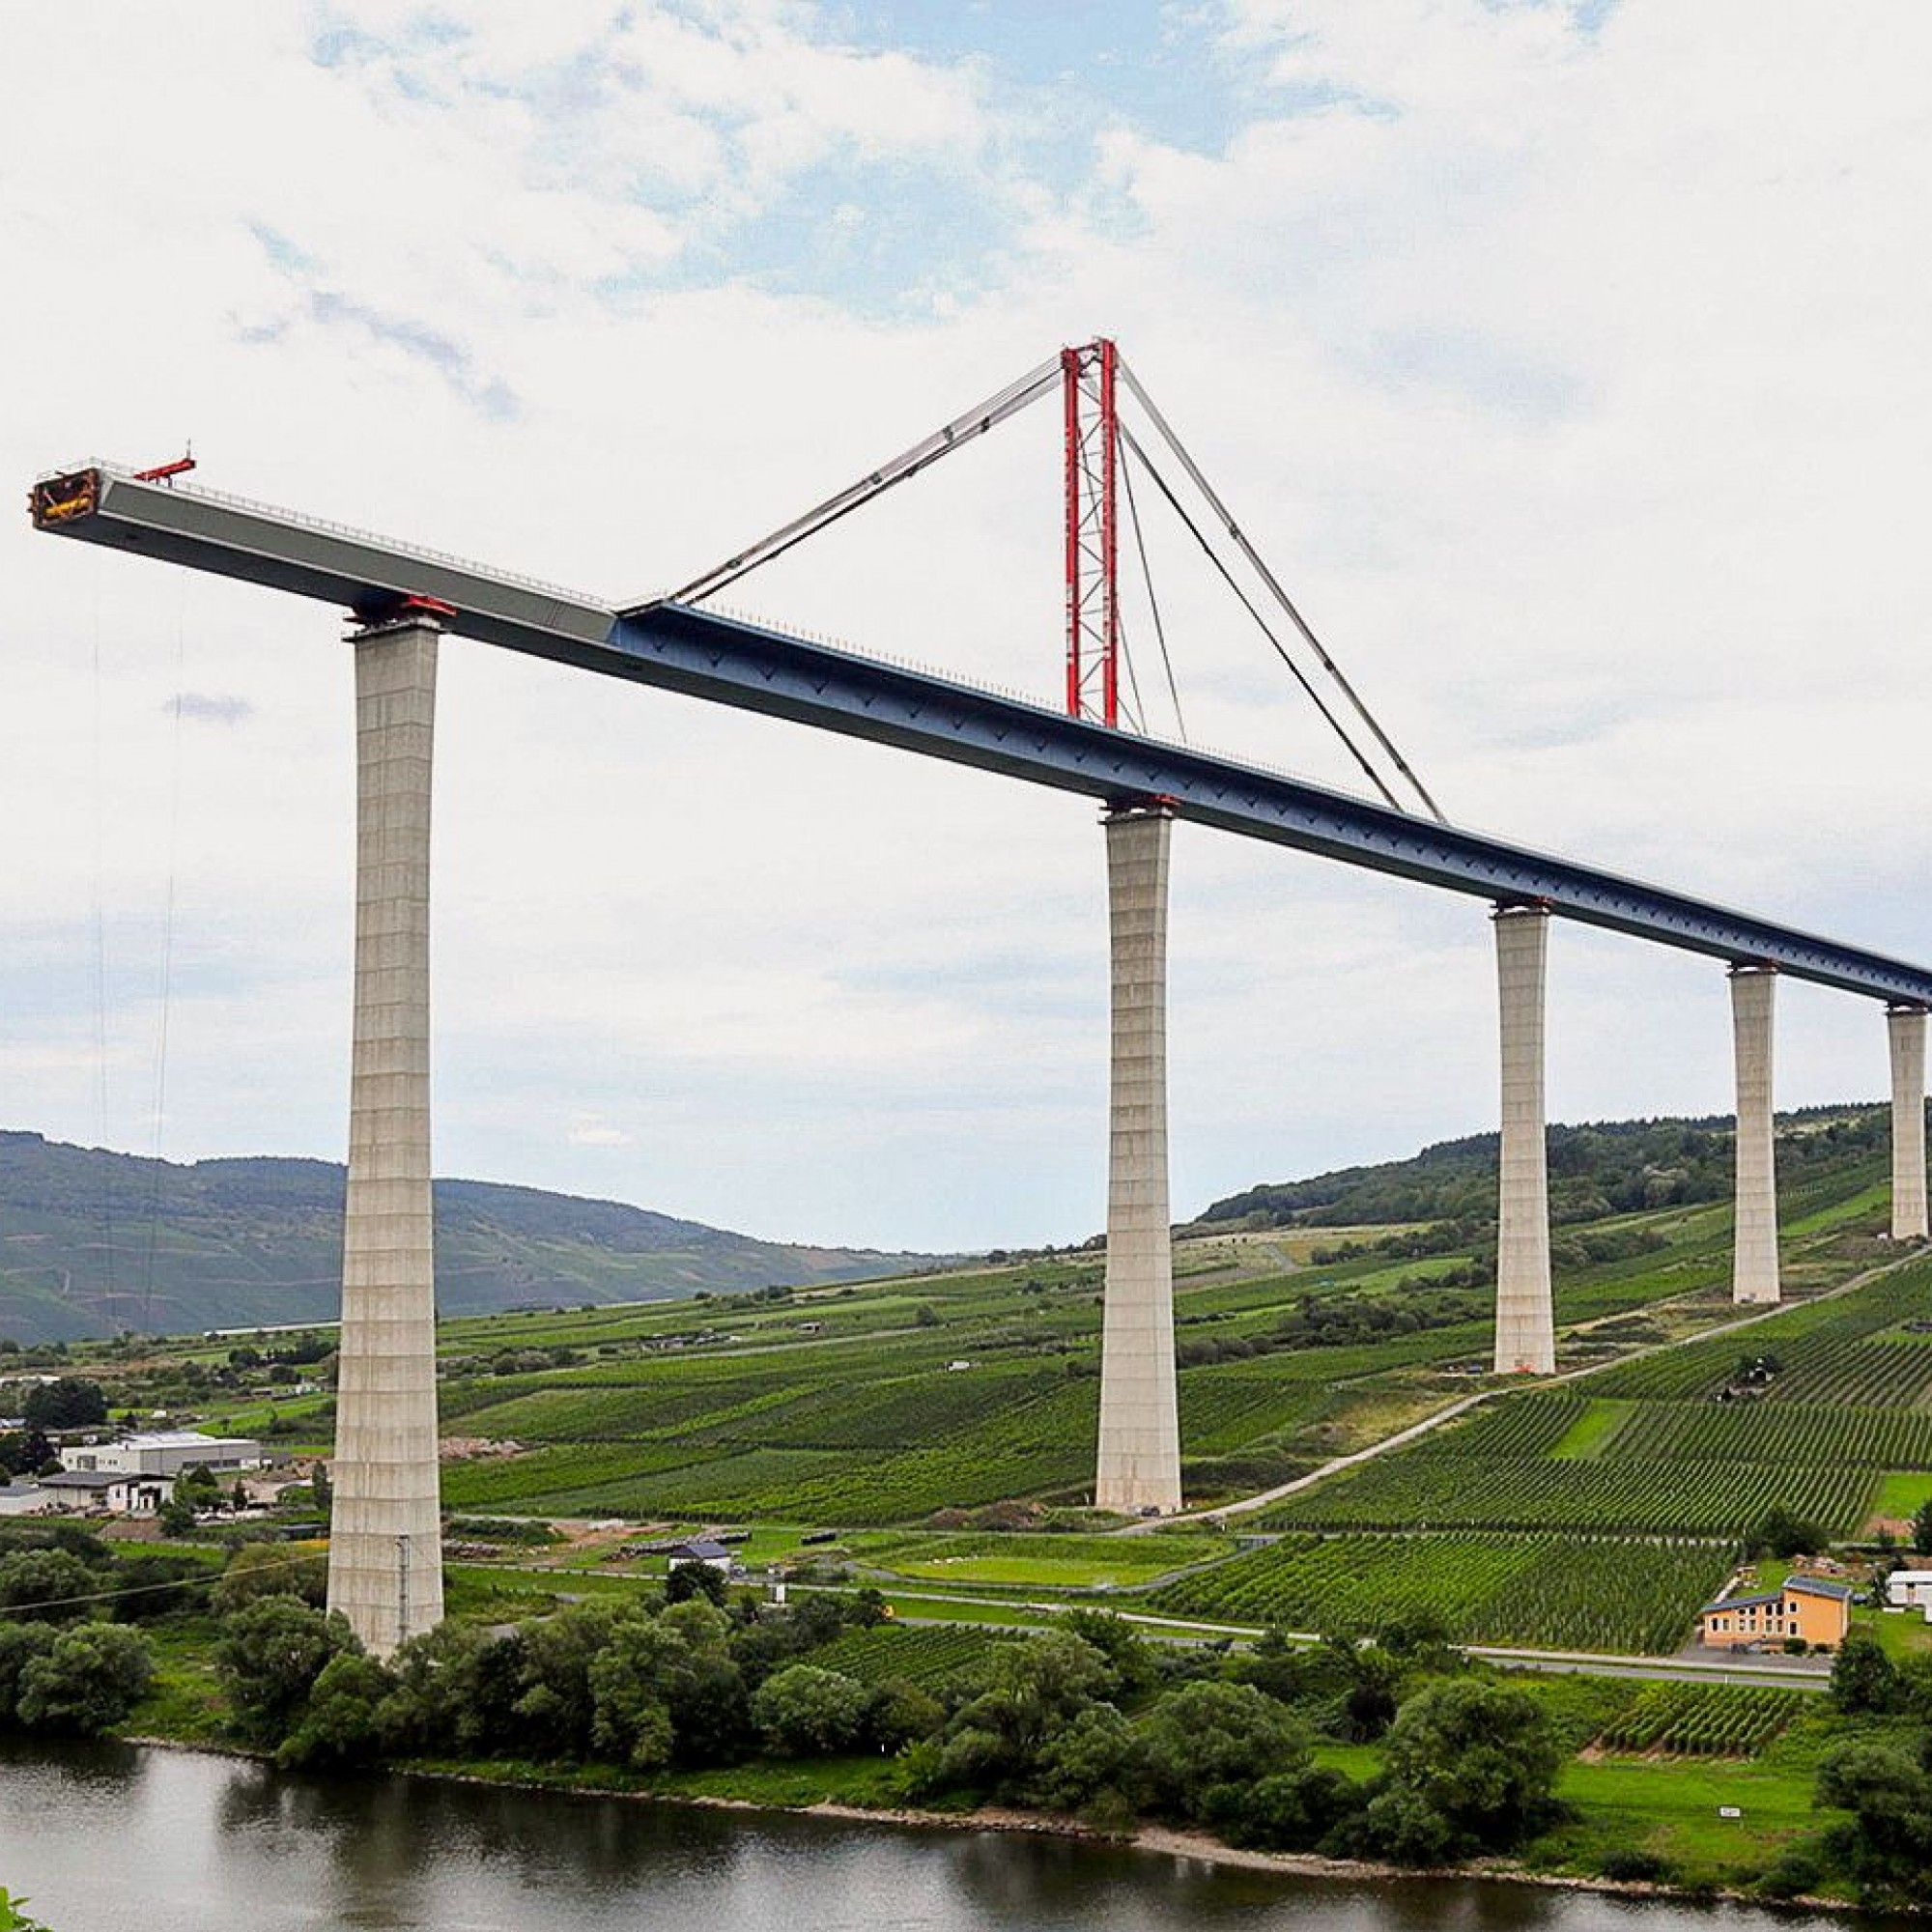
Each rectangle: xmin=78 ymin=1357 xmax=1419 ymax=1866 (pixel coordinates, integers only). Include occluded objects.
xmin=1063 ymin=339 xmax=1120 ymax=725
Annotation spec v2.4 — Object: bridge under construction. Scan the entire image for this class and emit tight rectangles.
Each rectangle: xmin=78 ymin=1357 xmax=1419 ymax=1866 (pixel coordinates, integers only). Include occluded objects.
xmin=31 ymin=341 xmax=1932 ymax=1652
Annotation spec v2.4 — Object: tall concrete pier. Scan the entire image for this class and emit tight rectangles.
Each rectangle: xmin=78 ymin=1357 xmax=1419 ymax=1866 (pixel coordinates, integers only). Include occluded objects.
xmin=326 ymin=615 xmax=445 ymax=1656
xmin=1729 ymin=965 xmax=1780 ymax=1305
xmin=1492 ymin=904 xmax=1554 ymax=1375
xmin=1889 ymin=1005 xmax=1929 ymax=1241
xmin=1094 ymin=805 xmax=1181 ymax=1515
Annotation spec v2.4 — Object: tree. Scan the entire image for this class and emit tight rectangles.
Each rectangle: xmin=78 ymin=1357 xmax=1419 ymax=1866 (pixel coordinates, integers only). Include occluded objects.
xmin=1028 ymin=1702 xmax=1146 ymax=1812
xmin=1817 ymin=1738 xmax=1932 ymax=1897
xmin=1749 ymin=1505 xmax=1827 ymax=1559
xmin=1831 ymin=1632 xmax=1902 ymax=1715
xmin=1222 ymin=1765 xmax=1365 ymax=1853
xmin=752 ymin=1664 xmax=872 ymax=1755
xmin=381 ymin=1620 xmax=526 ymax=1758
xmin=109 ymin=1552 xmax=210 ymax=1624
xmin=21 ymin=1378 xmax=106 ymax=1431
xmin=1136 ymin=1681 xmax=1311 ymax=1823
xmin=515 ymin=1601 xmax=635 ymax=1759
xmin=213 ymin=1541 xmax=327 ymax=1615
xmin=15 ymin=1623 xmax=153 ymax=1736
xmin=1062 ymin=1609 xmax=1155 ymax=1695
xmin=213 ymin=1597 xmax=357 ymax=1746
xmin=1368 ymin=1679 xmax=1562 ymax=1859
xmin=1912 ymin=1495 xmax=1932 ymax=1556
xmin=0 ymin=1548 xmax=99 ymax=1624
xmin=0 ymin=1625 xmax=57 ymax=1723
xmin=665 ymin=1561 xmax=728 ymax=1607
xmin=929 ymin=1634 xmax=1115 ymax=1799
xmin=275 ymin=1652 xmax=397 ymax=1769
xmin=867 ymin=1677 xmax=945 ymax=1751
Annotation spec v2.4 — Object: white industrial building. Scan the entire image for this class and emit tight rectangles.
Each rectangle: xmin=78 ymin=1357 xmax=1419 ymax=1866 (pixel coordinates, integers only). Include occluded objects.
xmin=1887 ymin=1570 xmax=1932 ymax=1614
xmin=63 ymin=1431 xmax=265 ymax=1479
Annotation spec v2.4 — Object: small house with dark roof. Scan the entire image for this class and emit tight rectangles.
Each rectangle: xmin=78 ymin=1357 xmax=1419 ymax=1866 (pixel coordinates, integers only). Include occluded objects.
xmin=1698 ymin=1574 xmax=1853 ymax=1651
xmin=667 ymin=1538 xmax=733 ymax=1574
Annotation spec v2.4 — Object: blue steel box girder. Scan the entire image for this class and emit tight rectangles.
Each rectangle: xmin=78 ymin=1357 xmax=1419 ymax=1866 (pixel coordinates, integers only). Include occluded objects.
xmin=31 ymin=464 xmax=1932 ymax=1009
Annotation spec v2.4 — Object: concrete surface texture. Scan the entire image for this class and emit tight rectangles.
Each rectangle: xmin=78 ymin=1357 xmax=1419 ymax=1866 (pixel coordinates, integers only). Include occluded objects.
xmin=1889 ymin=1006 xmax=1930 ymax=1241
xmin=326 ymin=617 xmax=446 ymax=1655
xmin=1730 ymin=965 xmax=1781 ymax=1305
xmin=1492 ymin=905 xmax=1555 ymax=1375
xmin=1094 ymin=807 xmax=1182 ymax=1515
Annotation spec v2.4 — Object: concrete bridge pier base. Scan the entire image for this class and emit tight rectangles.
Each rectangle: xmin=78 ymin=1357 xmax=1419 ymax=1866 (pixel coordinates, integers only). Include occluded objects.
xmin=1729 ymin=964 xmax=1781 ymax=1305
xmin=1094 ymin=805 xmax=1181 ymax=1516
xmin=1492 ymin=904 xmax=1554 ymax=1375
xmin=326 ymin=615 xmax=446 ymax=1657
xmin=1889 ymin=1005 xmax=1929 ymax=1242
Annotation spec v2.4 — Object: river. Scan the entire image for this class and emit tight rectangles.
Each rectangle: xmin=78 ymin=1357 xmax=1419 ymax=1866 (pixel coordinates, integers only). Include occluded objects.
xmin=0 ymin=1740 xmax=1908 ymax=1932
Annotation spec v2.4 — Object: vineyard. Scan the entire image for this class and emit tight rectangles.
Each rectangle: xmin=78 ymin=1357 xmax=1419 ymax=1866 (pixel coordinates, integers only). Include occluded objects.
xmin=1148 ymin=1531 xmax=1735 ymax=1654
xmin=1259 ymin=1448 xmax=1877 ymax=1537
xmin=246 ymin=1118 xmax=1928 ymax=1660
xmin=808 ymin=1624 xmax=1015 ymax=1688
xmin=1593 ymin=1681 xmax=1808 ymax=1757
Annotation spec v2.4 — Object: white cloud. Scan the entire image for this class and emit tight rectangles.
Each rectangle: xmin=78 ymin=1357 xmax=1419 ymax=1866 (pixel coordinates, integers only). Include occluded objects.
xmin=3 ymin=1 xmax=1930 ymax=1250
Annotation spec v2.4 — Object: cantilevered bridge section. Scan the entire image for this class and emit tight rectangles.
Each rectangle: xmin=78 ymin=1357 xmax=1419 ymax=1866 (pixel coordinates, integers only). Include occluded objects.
xmin=33 ymin=463 xmax=1932 ymax=1005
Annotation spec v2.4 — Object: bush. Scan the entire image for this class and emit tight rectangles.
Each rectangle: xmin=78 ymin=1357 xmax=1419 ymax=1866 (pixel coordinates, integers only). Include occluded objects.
xmin=0 ymin=1626 xmax=58 ymax=1723
xmin=0 ymin=1549 xmax=99 ymax=1624
xmin=1220 ymin=1765 xmax=1365 ymax=1852
xmin=1137 ymin=1681 xmax=1311 ymax=1823
xmin=1832 ymin=1633 xmax=1901 ymax=1715
xmin=1757 ymin=1846 xmax=1824 ymax=1899
xmin=276 ymin=1652 xmax=397 ymax=1769
xmin=1599 ymin=1848 xmax=1675 ymax=1884
xmin=213 ymin=1597 xmax=358 ymax=1746
xmin=212 ymin=1542 xmax=327 ymax=1616
xmin=15 ymin=1624 xmax=153 ymax=1736
xmin=752 ymin=1664 xmax=872 ymax=1756
xmin=1366 ymin=1680 xmax=1562 ymax=1860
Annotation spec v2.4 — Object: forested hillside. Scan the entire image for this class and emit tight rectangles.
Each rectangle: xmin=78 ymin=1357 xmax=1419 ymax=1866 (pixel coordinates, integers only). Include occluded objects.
xmin=0 ymin=1131 xmax=937 ymax=1342
xmin=1196 ymin=1104 xmax=1894 ymax=1234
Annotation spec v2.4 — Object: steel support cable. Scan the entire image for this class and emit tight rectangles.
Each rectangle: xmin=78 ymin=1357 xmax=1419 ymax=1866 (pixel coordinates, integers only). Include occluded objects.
xmin=1119 ymin=441 xmax=1186 ymax=744
xmin=628 ymin=355 xmax=1065 ymax=614
xmin=1118 ymin=425 xmax=1406 ymax=814
xmin=1114 ymin=609 xmax=1149 ymax=736
xmin=1115 ymin=355 xmax=1445 ymax=824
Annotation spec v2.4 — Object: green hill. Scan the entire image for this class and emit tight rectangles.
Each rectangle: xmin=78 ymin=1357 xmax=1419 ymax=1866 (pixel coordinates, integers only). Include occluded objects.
xmin=1194 ymin=1103 xmax=1895 ymax=1235
xmin=0 ymin=1130 xmax=942 ymax=1342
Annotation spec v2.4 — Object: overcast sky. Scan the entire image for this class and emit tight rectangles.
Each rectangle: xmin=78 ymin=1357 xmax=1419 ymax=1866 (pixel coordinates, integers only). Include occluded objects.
xmin=4 ymin=1 xmax=1930 ymax=1253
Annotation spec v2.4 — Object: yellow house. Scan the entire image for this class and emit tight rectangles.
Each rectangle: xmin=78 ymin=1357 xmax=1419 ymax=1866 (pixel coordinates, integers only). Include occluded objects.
xmin=1698 ymin=1575 xmax=1853 ymax=1651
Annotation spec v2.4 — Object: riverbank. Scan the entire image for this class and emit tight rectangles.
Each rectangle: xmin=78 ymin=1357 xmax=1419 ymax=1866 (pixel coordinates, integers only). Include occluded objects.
xmin=14 ymin=1736 xmax=1896 ymax=1932
xmin=132 ymin=1736 xmax=1860 ymax=1919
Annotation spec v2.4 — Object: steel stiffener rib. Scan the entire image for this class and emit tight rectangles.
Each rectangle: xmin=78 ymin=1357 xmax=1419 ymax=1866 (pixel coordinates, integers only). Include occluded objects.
xmin=35 ymin=464 xmax=1932 ymax=1007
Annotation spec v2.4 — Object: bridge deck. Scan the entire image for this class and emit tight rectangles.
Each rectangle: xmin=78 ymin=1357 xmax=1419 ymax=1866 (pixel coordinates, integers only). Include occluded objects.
xmin=31 ymin=461 xmax=1932 ymax=1008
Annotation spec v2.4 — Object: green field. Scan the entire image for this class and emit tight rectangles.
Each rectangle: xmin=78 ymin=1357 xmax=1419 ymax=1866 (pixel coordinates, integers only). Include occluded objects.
xmin=52 ymin=1110 xmax=1932 ymax=1664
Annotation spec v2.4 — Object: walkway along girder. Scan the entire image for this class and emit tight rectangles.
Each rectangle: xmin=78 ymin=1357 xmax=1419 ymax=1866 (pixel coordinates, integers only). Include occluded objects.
xmin=30 ymin=461 xmax=1932 ymax=1007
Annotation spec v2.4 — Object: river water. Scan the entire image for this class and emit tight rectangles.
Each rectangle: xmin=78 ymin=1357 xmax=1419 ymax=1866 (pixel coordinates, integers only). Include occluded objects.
xmin=0 ymin=1740 xmax=1907 ymax=1932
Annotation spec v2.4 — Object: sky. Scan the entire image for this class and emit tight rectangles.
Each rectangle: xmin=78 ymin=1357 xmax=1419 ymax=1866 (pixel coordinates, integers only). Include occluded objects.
xmin=4 ymin=0 xmax=1931 ymax=1255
